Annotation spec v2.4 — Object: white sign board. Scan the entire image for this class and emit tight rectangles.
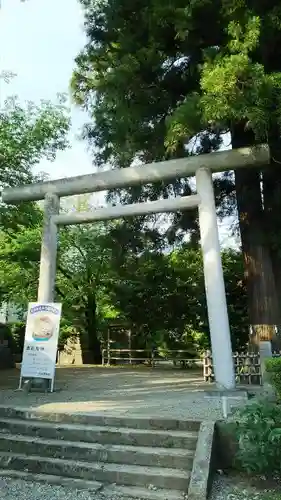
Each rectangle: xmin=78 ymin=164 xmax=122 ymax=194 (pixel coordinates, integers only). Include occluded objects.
xmin=20 ymin=302 xmax=62 ymax=381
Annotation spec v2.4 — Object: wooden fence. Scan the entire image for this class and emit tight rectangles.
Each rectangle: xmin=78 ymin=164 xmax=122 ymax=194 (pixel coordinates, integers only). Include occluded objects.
xmin=102 ymin=348 xmax=202 ymax=368
xmin=102 ymin=348 xmax=281 ymax=383
xmin=203 ymin=350 xmax=262 ymax=385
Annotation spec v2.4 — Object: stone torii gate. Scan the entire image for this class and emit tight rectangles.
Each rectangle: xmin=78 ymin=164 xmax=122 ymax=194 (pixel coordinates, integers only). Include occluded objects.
xmin=2 ymin=145 xmax=269 ymax=390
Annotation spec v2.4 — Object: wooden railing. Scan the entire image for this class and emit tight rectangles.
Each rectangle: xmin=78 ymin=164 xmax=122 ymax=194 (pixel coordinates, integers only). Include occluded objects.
xmin=102 ymin=347 xmax=280 ymax=385
xmin=203 ymin=350 xmax=262 ymax=385
xmin=102 ymin=348 xmax=202 ymax=368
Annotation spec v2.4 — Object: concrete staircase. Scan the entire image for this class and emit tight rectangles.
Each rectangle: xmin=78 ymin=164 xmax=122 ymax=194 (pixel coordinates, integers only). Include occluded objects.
xmin=0 ymin=407 xmax=202 ymax=499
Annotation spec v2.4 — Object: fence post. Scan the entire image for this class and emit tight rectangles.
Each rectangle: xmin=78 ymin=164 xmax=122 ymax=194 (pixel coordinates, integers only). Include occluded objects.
xmin=203 ymin=352 xmax=206 ymax=381
xmin=203 ymin=350 xmax=213 ymax=383
xmin=151 ymin=349 xmax=155 ymax=368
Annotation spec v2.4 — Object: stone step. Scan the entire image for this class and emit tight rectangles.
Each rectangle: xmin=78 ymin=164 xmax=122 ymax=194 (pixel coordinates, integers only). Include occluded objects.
xmin=0 ymin=433 xmax=194 ymax=469
xmin=0 ymin=452 xmax=191 ymax=491
xmin=0 ymin=470 xmax=186 ymax=500
xmin=0 ymin=406 xmax=200 ymax=432
xmin=102 ymin=483 xmax=187 ymax=500
xmin=0 ymin=417 xmax=198 ymax=449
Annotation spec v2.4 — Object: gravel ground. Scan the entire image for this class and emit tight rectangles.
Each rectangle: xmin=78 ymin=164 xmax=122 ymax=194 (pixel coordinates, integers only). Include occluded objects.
xmin=0 ymin=475 xmax=280 ymax=500
xmin=0 ymin=478 xmax=86 ymax=500
xmin=0 ymin=477 xmax=123 ymax=500
xmin=0 ymin=367 xmax=256 ymax=421
xmin=209 ymin=475 xmax=280 ymax=500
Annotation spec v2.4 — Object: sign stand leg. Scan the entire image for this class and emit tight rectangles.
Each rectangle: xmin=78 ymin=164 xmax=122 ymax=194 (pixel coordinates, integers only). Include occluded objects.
xmin=50 ymin=376 xmax=55 ymax=393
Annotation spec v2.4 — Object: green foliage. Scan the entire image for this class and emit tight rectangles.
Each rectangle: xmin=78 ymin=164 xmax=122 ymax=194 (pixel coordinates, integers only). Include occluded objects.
xmin=0 ymin=212 xmax=120 ymax=362
xmin=235 ymin=401 xmax=281 ymax=474
xmin=0 ymin=322 xmax=12 ymax=344
xmin=0 ymin=321 xmax=24 ymax=358
xmin=222 ymin=249 xmax=249 ymax=350
xmin=10 ymin=322 xmax=26 ymax=356
xmin=72 ymin=0 xmax=281 ymax=198
xmin=0 ymin=96 xmax=70 ymax=230
xmin=266 ymin=357 xmax=281 ymax=400
xmin=73 ymin=0 xmax=281 ymax=157
xmin=107 ymin=243 xmax=248 ymax=351
xmin=72 ymin=0 xmax=223 ymax=241
xmin=0 ymin=226 xmax=42 ymax=304
xmin=71 ymin=0 xmax=281 ymax=341
xmin=57 ymin=319 xmax=79 ymax=351
xmin=0 ymin=96 xmax=70 ymax=180
xmin=0 ymin=213 xmax=249 ymax=358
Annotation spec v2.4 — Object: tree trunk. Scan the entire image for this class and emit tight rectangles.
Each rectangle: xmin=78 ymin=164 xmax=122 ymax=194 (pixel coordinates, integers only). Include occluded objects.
xmin=85 ymin=292 xmax=102 ymax=364
xmin=262 ymin=131 xmax=281 ymax=346
xmin=232 ymin=124 xmax=278 ymax=344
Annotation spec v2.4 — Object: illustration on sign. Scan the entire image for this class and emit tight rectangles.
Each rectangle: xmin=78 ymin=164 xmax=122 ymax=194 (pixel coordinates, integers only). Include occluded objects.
xmin=30 ymin=305 xmax=60 ymax=341
xmin=20 ymin=303 xmax=62 ymax=383
xmin=32 ymin=315 xmax=54 ymax=341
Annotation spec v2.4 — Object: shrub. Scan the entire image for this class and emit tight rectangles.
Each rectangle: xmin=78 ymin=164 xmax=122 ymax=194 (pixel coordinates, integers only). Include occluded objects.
xmin=10 ymin=322 xmax=26 ymax=356
xmin=0 ymin=322 xmax=12 ymax=344
xmin=265 ymin=357 xmax=281 ymax=400
xmin=234 ymin=401 xmax=281 ymax=474
xmin=58 ymin=319 xmax=78 ymax=351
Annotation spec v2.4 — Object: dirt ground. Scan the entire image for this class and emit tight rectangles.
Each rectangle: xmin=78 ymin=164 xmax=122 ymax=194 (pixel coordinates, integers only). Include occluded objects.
xmin=0 ymin=365 xmax=253 ymax=420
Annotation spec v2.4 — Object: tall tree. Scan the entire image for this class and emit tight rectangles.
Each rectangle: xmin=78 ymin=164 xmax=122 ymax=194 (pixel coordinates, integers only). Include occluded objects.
xmin=110 ymin=244 xmax=248 ymax=352
xmin=178 ymin=6 xmax=281 ymax=338
xmin=0 ymin=219 xmax=117 ymax=363
xmin=0 ymin=219 xmax=249 ymax=357
xmin=0 ymin=93 xmax=70 ymax=341
xmin=0 ymin=96 xmax=70 ymax=230
xmin=72 ymin=0 xmax=281 ymax=341
xmin=71 ymin=0 xmax=222 ymax=248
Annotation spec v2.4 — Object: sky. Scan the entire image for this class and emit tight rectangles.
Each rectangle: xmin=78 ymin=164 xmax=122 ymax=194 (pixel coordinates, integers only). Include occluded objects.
xmin=0 ymin=0 xmax=237 ymax=247
xmin=0 ymin=0 xmax=94 ymax=179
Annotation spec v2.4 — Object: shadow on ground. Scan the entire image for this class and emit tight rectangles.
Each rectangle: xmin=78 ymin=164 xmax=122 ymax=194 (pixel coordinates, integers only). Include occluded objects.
xmin=0 ymin=366 xmax=255 ymax=420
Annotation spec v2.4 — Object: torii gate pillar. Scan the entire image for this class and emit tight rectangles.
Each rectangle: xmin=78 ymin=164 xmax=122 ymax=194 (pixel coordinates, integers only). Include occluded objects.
xmin=196 ymin=168 xmax=235 ymax=390
xmin=37 ymin=194 xmax=60 ymax=303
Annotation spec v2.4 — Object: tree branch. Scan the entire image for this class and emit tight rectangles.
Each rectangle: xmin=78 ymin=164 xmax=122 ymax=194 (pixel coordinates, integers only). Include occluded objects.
xmin=57 ymin=263 xmax=73 ymax=281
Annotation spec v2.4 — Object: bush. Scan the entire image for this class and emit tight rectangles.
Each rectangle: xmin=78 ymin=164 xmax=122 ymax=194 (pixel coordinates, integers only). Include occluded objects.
xmin=234 ymin=401 xmax=281 ymax=474
xmin=58 ymin=319 xmax=78 ymax=351
xmin=0 ymin=322 xmax=15 ymax=368
xmin=265 ymin=357 xmax=281 ymax=400
xmin=10 ymin=322 xmax=26 ymax=356
xmin=0 ymin=322 xmax=19 ymax=353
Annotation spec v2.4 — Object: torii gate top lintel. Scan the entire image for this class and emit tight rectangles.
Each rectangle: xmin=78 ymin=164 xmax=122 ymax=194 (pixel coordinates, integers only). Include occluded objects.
xmin=2 ymin=144 xmax=269 ymax=204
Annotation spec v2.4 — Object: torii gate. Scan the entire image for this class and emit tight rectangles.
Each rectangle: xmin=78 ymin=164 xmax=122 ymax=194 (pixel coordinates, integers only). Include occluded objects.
xmin=2 ymin=145 xmax=269 ymax=390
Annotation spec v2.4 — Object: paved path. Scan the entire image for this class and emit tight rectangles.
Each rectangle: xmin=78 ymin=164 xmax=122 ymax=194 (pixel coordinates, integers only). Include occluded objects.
xmin=0 ymin=366 xmax=252 ymax=420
